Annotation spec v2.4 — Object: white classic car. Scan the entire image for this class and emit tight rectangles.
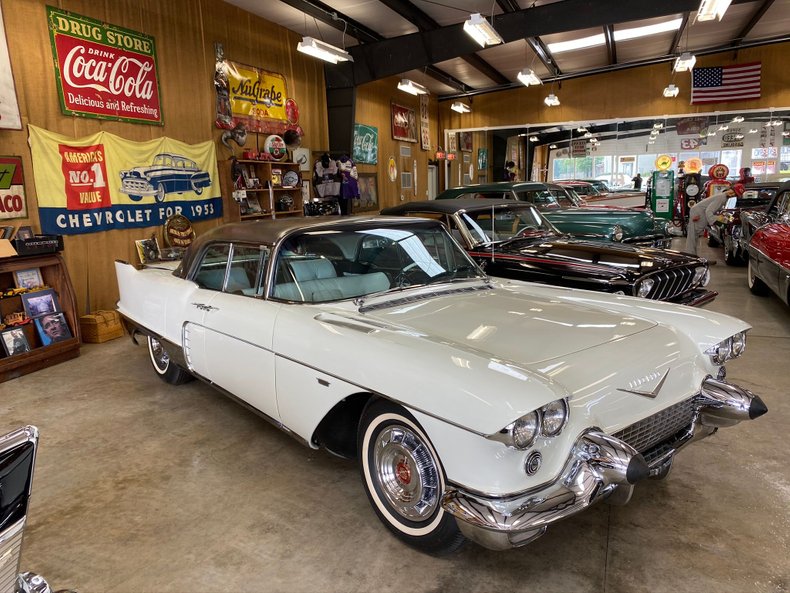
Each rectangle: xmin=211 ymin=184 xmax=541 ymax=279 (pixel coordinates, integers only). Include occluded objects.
xmin=115 ymin=217 xmax=767 ymax=553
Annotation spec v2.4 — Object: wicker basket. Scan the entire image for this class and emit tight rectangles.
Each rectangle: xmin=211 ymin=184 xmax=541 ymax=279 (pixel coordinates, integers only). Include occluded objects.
xmin=79 ymin=310 xmax=124 ymax=343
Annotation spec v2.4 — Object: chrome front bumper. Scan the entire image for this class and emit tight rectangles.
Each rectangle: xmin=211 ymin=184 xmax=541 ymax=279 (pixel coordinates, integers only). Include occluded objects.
xmin=441 ymin=378 xmax=766 ymax=550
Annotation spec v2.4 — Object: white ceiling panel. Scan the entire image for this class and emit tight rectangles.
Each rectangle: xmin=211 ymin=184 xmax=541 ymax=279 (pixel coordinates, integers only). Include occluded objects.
xmin=745 ymin=1 xmax=790 ymax=40
xmin=617 ymin=32 xmax=678 ymax=63
xmin=433 ymin=57 xmax=499 ymax=90
xmin=327 ymin=0 xmax=417 ymax=38
xmin=686 ymin=4 xmax=755 ymax=51
xmin=553 ymin=44 xmax=609 ymax=73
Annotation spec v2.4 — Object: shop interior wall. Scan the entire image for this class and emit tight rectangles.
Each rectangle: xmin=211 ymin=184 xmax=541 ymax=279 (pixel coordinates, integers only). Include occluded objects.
xmin=1 ymin=0 xmax=328 ymax=314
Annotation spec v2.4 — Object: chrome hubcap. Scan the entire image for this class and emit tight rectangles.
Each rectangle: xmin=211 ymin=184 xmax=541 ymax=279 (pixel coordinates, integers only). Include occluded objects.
xmin=373 ymin=426 xmax=440 ymax=522
xmin=150 ymin=337 xmax=169 ymax=369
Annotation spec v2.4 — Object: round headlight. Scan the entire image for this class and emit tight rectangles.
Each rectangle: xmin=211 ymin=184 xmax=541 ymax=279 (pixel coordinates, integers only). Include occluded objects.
xmin=692 ymin=266 xmax=710 ymax=287
xmin=611 ymin=225 xmax=624 ymax=242
xmin=637 ymin=278 xmax=655 ymax=298
xmin=512 ymin=412 xmax=539 ymax=449
xmin=540 ymin=400 xmax=568 ymax=437
xmin=731 ymin=332 xmax=746 ymax=357
xmin=713 ymin=339 xmax=732 ymax=365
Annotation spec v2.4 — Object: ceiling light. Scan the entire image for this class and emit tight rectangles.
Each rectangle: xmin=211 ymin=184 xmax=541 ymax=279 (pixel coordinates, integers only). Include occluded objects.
xmin=674 ymin=52 xmax=696 ymax=72
xmin=734 ymin=133 xmax=744 ymax=140
xmin=549 ymin=144 xmax=557 ymax=149
xmin=718 ymin=124 xmax=729 ymax=131
xmin=544 ymin=93 xmax=560 ymax=107
xmin=696 ymin=0 xmax=733 ymax=22
xmin=663 ymin=84 xmax=680 ymax=97
xmin=529 ymin=136 xmax=539 ymax=142
xmin=732 ymin=116 xmax=744 ymax=123
xmin=653 ymin=122 xmax=664 ymax=129
xmin=451 ymin=101 xmax=471 ymax=113
xmin=648 ymin=139 xmax=656 ymax=144
xmin=297 ymin=36 xmax=353 ymax=64
xmin=464 ymin=13 xmax=504 ymax=47
xmin=707 ymin=130 xmax=717 ymax=136
xmin=769 ymin=119 xmax=783 ymax=126
xmin=748 ymin=128 xmax=758 ymax=133
xmin=517 ymin=69 xmax=542 ymax=86
xmin=783 ymin=131 xmax=790 ymax=137
xmin=548 ymin=33 xmax=605 ymax=54
xmin=397 ymin=79 xmax=428 ymax=95
xmin=577 ymin=126 xmax=588 ymax=133
xmin=548 ymin=18 xmax=682 ymax=54
xmin=584 ymin=131 xmax=593 ymax=138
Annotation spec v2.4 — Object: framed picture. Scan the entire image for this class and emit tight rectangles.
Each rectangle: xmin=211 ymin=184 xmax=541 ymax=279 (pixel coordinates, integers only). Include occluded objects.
xmin=14 ymin=225 xmax=33 ymax=240
xmin=293 ymin=147 xmax=311 ymax=171
xmin=13 ymin=267 xmax=43 ymax=289
xmin=135 ymin=237 xmax=161 ymax=264
xmin=246 ymin=197 xmax=262 ymax=214
xmin=0 ymin=225 xmax=13 ymax=239
xmin=21 ymin=288 xmax=59 ymax=318
xmin=401 ymin=171 xmax=413 ymax=189
xmin=460 ymin=131 xmax=473 ymax=152
xmin=354 ymin=173 xmax=378 ymax=212
xmin=34 ymin=312 xmax=72 ymax=346
xmin=391 ymin=102 xmax=417 ymax=143
xmin=1 ymin=327 xmax=30 ymax=356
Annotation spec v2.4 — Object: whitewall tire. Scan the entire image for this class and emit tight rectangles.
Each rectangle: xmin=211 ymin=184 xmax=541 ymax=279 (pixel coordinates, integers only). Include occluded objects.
xmin=147 ymin=336 xmax=192 ymax=385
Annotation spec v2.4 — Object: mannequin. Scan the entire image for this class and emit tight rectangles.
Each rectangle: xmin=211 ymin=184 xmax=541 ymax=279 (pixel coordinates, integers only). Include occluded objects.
xmin=313 ymin=154 xmax=340 ymax=199
xmin=337 ymin=155 xmax=359 ymax=215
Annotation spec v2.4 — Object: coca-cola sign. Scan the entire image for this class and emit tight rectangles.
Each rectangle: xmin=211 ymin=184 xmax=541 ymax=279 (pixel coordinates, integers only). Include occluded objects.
xmin=47 ymin=7 xmax=162 ymax=125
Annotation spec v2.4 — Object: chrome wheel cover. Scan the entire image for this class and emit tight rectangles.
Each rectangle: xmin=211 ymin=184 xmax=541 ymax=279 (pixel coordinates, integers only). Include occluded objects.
xmin=747 ymin=259 xmax=755 ymax=288
xmin=373 ymin=425 xmax=440 ymax=522
xmin=149 ymin=337 xmax=169 ymax=371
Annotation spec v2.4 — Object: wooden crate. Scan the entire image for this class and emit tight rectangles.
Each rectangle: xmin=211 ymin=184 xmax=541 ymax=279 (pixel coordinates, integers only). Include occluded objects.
xmin=79 ymin=310 xmax=124 ymax=343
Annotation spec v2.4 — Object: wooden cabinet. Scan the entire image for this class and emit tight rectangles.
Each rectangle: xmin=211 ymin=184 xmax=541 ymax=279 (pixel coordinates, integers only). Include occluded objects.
xmin=0 ymin=253 xmax=81 ymax=382
xmin=218 ymin=158 xmax=304 ymax=224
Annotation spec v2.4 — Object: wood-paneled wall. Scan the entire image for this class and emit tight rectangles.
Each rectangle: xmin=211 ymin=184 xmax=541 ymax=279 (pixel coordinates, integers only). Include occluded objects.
xmin=1 ymin=0 xmax=328 ymax=314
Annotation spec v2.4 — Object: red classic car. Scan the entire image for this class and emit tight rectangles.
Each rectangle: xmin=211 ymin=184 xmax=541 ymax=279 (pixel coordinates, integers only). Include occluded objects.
xmin=747 ymin=182 xmax=790 ymax=305
xmin=709 ymin=182 xmax=778 ymax=265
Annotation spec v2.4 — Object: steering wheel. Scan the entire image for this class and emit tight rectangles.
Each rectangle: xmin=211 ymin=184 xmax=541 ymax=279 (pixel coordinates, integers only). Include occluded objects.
xmin=394 ymin=262 xmax=429 ymax=287
xmin=514 ymin=225 xmax=538 ymax=237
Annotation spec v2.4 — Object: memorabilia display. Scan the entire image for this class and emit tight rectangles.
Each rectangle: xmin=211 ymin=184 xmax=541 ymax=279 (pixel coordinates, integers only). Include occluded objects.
xmin=352 ymin=124 xmax=378 ymax=165
xmin=282 ymin=170 xmax=300 ymax=188
xmin=135 ymin=237 xmax=161 ymax=264
xmin=0 ymin=156 xmax=27 ymax=219
xmin=34 ymin=312 xmax=72 ymax=346
xmin=1 ymin=326 xmax=29 ymax=355
xmin=20 ymin=288 xmax=59 ymax=318
xmin=391 ymin=102 xmax=417 ymax=143
xmin=354 ymin=173 xmax=378 ymax=212
xmin=13 ymin=267 xmax=43 ymax=289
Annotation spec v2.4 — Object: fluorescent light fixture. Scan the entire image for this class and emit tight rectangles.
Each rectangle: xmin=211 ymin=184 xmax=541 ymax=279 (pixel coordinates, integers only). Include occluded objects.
xmin=769 ymin=119 xmax=783 ymax=126
xmin=464 ymin=13 xmax=504 ymax=47
xmin=584 ymin=131 xmax=593 ymax=138
xmin=748 ymin=128 xmax=758 ymax=133
xmin=397 ymin=78 xmax=428 ymax=95
xmin=451 ymin=101 xmax=471 ymax=113
xmin=674 ymin=52 xmax=696 ymax=72
xmin=648 ymin=139 xmax=656 ymax=144
xmin=544 ymin=93 xmax=560 ymax=106
xmin=783 ymin=131 xmax=790 ymax=137
xmin=732 ymin=115 xmax=744 ymax=123
xmin=517 ymin=69 xmax=542 ymax=86
xmin=707 ymin=130 xmax=717 ymax=136
xmin=577 ymin=126 xmax=588 ymax=133
xmin=549 ymin=144 xmax=557 ymax=149
xmin=734 ymin=133 xmax=744 ymax=140
xmin=663 ymin=84 xmax=680 ymax=97
xmin=548 ymin=18 xmax=682 ymax=53
xmin=653 ymin=122 xmax=664 ymax=129
xmin=297 ymin=36 xmax=353 ymax=64
xmin=696 ymin=0 xmax=733 ymax=22
xmin=529 ymin=136 xmax=539 ymax=142
xmin=718 ymin=124 xmax=729 ymax=131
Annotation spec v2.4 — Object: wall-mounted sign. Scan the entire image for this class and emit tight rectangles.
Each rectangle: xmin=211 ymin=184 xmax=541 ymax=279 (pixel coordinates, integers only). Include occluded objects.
xmin=708 ymin=163 xmax=729 ymax=180
xmin=0 ymin=6 xmax=21 ymax=129
xmin=477 ymin=148 xmax=488 ymax=170
xmin=676 ymin=117 xmax=708 ymax=136
xmin=721 ymin=129 xmax=743 ymax=148
xmin=352 ymin=123 xmax=378 ymax=164
xmin=419 ymin=95 xmax=430 ymax=151
xmin=28 ymin=125 xmax=221 ymax=235
xmin=387 ymin=157 xmax=397 ymax=182
xmin=680 ymin=137 xmax=705 ymax=150
xmin=0 ymin=156 xmax=26 ymax=219
xmin=684 ymin=157 xmax=703 ymax=173
xmin=392 ymin=103 xmax=417 ymax=143
xmin=571 ymin=139 xmax=588 ymax=158
xmin=46 ymin=7 xmax=162 ymax=125
xmin=655 ymin=155 xmax=673 ymax=171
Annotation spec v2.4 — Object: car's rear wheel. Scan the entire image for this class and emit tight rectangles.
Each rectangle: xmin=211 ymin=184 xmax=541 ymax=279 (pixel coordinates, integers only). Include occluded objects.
xmin=707 ymin=233 xmax=721 ymax=247
xmin=747 ymin=258 xmax=770 ymax=296
xmin=724 ymin=241 xmax=738 ymax=266
xmin=358 ymin=400 xmax=464 ymax=554
xmin=148 ymin=336 xmax=192 ymax=384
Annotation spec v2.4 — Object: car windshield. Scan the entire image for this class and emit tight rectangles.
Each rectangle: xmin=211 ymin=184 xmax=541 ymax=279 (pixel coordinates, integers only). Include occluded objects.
xmin=458 ymin=206 xmax=557 ymax=246
xmin=272 ymin=224 xmax=484 ymax=303
xmin=513 ymin=189 xmax=561 ymax=209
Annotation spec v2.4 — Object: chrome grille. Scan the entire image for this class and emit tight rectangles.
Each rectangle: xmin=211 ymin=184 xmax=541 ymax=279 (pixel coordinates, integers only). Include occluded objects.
xmin=0 ymin=519 xmax=24 ymax=593
xmin=121 ymin=179 xmax=151 ymax=192
xmin=646 ymin=267 xmax=696 ymax=301
xmin=613 ymin=396 xmax=702 ymax=456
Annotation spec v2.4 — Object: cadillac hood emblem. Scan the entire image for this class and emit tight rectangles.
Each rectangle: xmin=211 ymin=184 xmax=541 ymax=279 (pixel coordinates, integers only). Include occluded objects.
xmin=617 ymin=369 xmax=670 ymax=399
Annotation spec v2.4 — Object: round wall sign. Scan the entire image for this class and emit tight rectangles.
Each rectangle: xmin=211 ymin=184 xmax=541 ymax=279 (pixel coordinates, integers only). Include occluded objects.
xmin=655 ymin=154 xmax=672 ymax=171
xmin=388 ymin=157 xmax=397 ymax=182
xmin=264 ymin=135 xmax=287 ymax=160
xmin=163 ymin=214 xmax=196 ymax=248
xmin=285 ymin=98 xmax=299 ymax=124
xmin=708 ymin=163 xmax=730 ymax=180
xmin=684 ymin=157 xmax=703 ymax=173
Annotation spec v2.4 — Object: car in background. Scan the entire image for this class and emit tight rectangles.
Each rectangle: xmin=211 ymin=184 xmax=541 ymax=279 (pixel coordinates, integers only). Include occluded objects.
xmin=116 ymin=215 xmax=766 ymax=553
xmin=381 ymin=199 xmax=716 ymax=306
xmin=709 ymin=182 xmax=779 ymax=265
xmin=740 ymin=182 xmax=788 ymax=252
xmin=747 ymin=182 xmax=790 ymax=305
xmin=555 ymin=180 xmax=605 ymax=198
xmin=436 ymin=182 xmax=671 ymax=247
xmin=119 ymin=152 xmax=212 ymax=203
xmin=546 ymin=183 xmax=588 ymax=207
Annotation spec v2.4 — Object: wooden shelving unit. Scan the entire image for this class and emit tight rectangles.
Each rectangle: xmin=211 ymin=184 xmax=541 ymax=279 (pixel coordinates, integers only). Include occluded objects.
xmin=218 ymin=158 xmax=303 ymax=224
xmin=0 ymin=253 xmax=81 ymax=382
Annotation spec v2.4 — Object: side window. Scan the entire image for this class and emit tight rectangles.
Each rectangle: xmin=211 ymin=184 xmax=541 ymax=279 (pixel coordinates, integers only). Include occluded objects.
xmin=194 ymin=244 xmax=231 ymax=291
xmin=228 ymin=244 xmax=270 ymax=297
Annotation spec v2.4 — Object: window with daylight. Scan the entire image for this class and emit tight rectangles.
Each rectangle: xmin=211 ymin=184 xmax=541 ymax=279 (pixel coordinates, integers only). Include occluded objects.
xmin=720 ymin=150 xmax=742 ymax=177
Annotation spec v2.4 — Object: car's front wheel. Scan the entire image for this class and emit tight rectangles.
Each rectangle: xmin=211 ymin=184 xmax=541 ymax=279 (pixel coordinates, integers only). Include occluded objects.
xmin=155 ymin=183 xmax=166 ymax=203
xmin=148 ymin=336 xmax=192 ymax=384
xmin=358 ymin=400 xmax=464 ymax=554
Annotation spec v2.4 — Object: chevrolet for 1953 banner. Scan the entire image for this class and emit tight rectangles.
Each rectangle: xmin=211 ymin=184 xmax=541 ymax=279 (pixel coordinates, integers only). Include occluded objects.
xmin=47 ymin=6 xmax=163 ymax=125
xmin=28 ymin=125 xmax=222 ymax=235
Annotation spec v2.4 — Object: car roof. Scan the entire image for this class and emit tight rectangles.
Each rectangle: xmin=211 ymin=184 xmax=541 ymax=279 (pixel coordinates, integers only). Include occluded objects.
xmin=383 ymin=199 xmax=535 ymax=215
xmin=438 ymin=181 xmax=548 ymax=194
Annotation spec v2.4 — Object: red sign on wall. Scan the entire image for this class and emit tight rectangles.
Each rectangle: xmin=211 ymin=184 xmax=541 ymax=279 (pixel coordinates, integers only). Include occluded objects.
xmin=47 ymin=7 xmax=163 ymax=125
xmin=0 ymin=156 xmax=27 ymax=219
xmin=58 ymin=144 xmax=111 ymax=210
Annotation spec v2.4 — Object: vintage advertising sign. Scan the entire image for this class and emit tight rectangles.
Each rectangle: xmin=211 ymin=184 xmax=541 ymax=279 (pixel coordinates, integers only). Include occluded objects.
xmin=0 ymin=6 xmax=21 ymax=129
xmin=570 ymin=139 xmax=588 ymax=158
xmin=46 ymin=7 xmax=162 ymax=125
xmin=419 ymin=94 xmax=430 ymax=151
xmin=352 ymin=124 xmax=378 ymax=165
xmin=0 ymin=156 xmax=27 ymax=219
xmin=28 ymin=125 xmax=221 ymax=235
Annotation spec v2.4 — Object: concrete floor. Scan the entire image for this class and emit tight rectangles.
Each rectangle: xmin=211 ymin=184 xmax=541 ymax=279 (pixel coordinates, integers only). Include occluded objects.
xmin=4 ymin=237 xmax=790 ymax=593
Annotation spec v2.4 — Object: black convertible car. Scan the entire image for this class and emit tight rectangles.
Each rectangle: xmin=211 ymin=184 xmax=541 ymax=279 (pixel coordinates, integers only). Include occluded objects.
xmin=381 ymin=200 xmax=717 ymax=306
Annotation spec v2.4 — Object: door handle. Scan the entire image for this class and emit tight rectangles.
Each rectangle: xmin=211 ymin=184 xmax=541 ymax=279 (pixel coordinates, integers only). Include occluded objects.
xmin=191 ymin=302 xmax=218 ymax=312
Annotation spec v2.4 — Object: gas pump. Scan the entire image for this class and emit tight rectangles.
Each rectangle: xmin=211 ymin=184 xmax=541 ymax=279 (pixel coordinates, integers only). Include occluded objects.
xmin=703 ymin=163 xmax=731 ymax=197
xmin=650 ymin=154 xmax=674 ymax=220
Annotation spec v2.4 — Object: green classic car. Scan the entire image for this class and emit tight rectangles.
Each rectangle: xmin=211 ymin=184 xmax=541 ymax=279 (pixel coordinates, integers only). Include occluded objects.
xmin=436 ymin=182 xmax=671 ymax=247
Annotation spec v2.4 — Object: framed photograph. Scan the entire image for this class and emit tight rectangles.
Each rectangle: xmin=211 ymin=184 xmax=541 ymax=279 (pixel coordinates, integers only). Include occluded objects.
xmin=460 ymin=131 xmax=473 ymax=152
xmin=13 ymin=267 xmax=43 ymax=289
xmin=354 ymin=173 xmax=378 ymax=212
xmin=246 ymin=196 xmax=262 ymax=214
xmin=391 ymin=102 xmax=417 ymax=143
xmin=0 ymin=225 xmax=13 ymax=239
xmin=14 ymin=225 xmax=33 ymax=240
xmin=21 ymin=288 xmax=59 ymax=318
xmin=135 ymin=237 xmax=161 ymax=264
xmin=1 ymin=327 xmax=30 ymax=356
xmin=293 ymin=147 xmax=311 ymax=171
xmin=34 ymin=312 xmax=72 ymax=346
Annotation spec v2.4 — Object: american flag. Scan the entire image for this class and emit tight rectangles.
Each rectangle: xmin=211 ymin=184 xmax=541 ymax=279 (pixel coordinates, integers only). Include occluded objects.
xmin=691 ymin=62 xmax=761 ymax=104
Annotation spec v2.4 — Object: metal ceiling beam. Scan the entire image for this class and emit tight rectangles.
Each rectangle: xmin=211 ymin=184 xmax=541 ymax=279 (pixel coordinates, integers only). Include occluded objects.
xmin=496 ymin=0 xmax=521 ymax=12
xmin=669 ymin=12 xmax=691 ymax=54
xmin=603 ymin=24 xmax=617 ymax=65
xmin=733 ymin=0 xmax=777 ymax=45
xmin=526 ymin=37 xmax=562 ymax=77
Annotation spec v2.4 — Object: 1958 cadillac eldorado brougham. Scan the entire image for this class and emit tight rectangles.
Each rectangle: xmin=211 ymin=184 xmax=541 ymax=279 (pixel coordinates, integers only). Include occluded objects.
xmin=116 ymin=217 xmax=767 ymax=553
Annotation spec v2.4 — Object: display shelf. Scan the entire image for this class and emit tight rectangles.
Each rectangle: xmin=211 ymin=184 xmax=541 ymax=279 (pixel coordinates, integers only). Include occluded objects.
xmin=218 ymin=158 xmax=304 ymax=223
xmin=0 ymin=253 xmax=81 ymax=382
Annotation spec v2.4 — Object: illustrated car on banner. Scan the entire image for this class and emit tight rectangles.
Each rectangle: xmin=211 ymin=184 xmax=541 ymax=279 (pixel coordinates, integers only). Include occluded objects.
xmin=116 ymin=217 xmax=766 ymax=553
xmin=119 ymin=152 xmax=211 ymax=202
xmin=380 ymin=200 xmax=716 ymax=306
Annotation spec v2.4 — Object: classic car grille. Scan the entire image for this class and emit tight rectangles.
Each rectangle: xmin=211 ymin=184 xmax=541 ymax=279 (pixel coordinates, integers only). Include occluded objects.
xmin=646 ymin=267 xmax=696 ymax=301
xmin=613 ymin=395 xmax=703 ymax=462
xmin=122 ymin=179 xmax=151 ymax=192
xmin=0 ymin=519 xmax=24 ymax=593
